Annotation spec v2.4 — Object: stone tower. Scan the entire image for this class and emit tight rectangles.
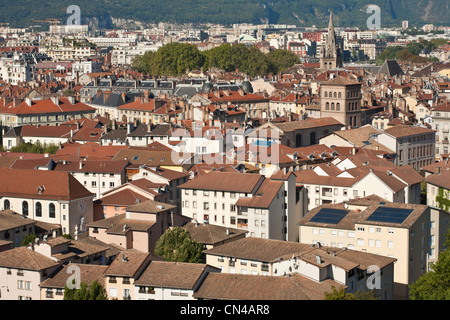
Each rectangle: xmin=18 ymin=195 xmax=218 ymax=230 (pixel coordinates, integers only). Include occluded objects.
xmin=320 ymin=12 xmax=343 ymax=70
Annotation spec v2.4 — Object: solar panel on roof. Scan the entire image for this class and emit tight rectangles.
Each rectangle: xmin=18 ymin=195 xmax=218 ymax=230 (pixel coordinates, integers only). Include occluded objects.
xmin=309 ymin=208 xmax=349 ymax=225
xmin=366 ymin=206 xmax=413 ymax=224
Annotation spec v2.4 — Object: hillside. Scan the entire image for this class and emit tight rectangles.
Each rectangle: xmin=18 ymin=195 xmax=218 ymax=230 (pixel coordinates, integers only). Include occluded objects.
xmin=0 ymin=0 xmax=448 ymax=29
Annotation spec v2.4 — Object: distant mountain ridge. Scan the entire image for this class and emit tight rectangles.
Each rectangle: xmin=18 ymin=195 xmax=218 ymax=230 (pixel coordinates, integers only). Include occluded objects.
xmin=1 ymin=0 xmax=448 ymax=29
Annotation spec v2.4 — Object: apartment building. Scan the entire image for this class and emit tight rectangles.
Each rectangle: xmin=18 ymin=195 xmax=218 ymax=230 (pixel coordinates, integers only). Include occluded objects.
xmin=103 ymin=249 xmax=151 ymax=300
xmin=179 ymin=171 xmax=301 ymax=241
xmin=134 ymin=261 xmax=220 ymax=300
xmin=3 ymin=124 xmax=76 ymax=150
xmin=430 ymin=101 xmax=450 ymax=159
xmin=375 ymin=125 xmax=436 ymax=170
xmin=0 ymin=96 xmax=96 ymax=127
xmin=87 ymin=200 xmax=182 ymax=253
xmin=40 ymin=263 xmax=108 ymax=300
xmin=0 ymin=246 xmax=60 ymax=300
xmin=295 ymin=153 xmax=423 ymax=212
xmin=298 ymin=197 xmax=430 ymax=299
xmin=203 ymin=236 xmax=396 ymax=299
xmin=425 ymin=170 xmax=450 ymax=268
xmin=52 ymin=160 xmax=129 ymax=200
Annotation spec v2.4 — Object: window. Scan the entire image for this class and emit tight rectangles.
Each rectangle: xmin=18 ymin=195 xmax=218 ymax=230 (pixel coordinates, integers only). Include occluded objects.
xmin=357 ymin=226 xmax=365 ymax=232
xmin=4 ymin=200 xmax=10 ymax=210
xmin=347 ymin=232 xmax=355 ymax=238
xmin=388 ymin=241 xmax=394 ymax=249
xmin=203 ymin=202 xmax=209 ymax=210
xmin=49 ymin=203 xmax=56 ymax=218
xmin=35 ymin=202 xmax=42 ymax=217
xmin=357 ymin=239 xmax=364 ymax=246
xmin=22 ymin=201 xmax=29 ymax=216
xmin=375 ymin=240 xmax=381 ymax=248
xmin=109 ymin=288 xmax=117 ymax=298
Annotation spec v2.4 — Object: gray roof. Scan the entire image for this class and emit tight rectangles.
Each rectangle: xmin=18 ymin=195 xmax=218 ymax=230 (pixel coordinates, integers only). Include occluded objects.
xmin=101 ymin=129 xmax=128 ymax=142
xmin=3 ymin=126 xmax=22 ymax=138
xmin=378 ymin=60 xmax=404 ymax=77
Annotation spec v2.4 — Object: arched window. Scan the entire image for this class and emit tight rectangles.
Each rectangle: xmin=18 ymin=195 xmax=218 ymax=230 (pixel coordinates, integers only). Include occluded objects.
xmin=331 ymin=103 xmax=335 ymax=110
xmin=4 ymin=200 xmax=10 ymax=210
xmin=348 ymin=103 xmax=352 ymax=111
xmin=35 ymin=202 xmax=42 ymax=217
xmin=49 ymin=203 xmax=56 ymax=219
xmin=338 ymin=92 xmax=341 ymax=98
xmin=324 ymin=91 xmax=328 ymax=98
xmin=336 ymin=103 xmax=340 ymax=111
xmin=326 ymin=102 xmax=330 ymax=110
xmin=333 ymin=92 xmax=337 ymax=98
xmin=22 ymin=201 xmax=28 ymax=216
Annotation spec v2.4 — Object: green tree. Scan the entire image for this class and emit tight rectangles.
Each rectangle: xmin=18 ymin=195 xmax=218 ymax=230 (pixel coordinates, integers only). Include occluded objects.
xmin=324 ymin=286 xmax=379 ymax=300
xmin=64 ymin=279 xmax=108 ymax=300
xmin=22 ymin=233 xmax=37 ymax=246
xmin=154 ymin=227 xmax=205 ymax=263
xmin=267 ymin=49 xmax=299 ymax=74
xmin=409 ymin=233 xmax=450 ymax=300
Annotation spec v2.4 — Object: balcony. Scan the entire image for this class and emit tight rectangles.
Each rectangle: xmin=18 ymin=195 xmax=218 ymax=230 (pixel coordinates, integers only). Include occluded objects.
xmin=443 ymin=140 xmax=449 ymax=145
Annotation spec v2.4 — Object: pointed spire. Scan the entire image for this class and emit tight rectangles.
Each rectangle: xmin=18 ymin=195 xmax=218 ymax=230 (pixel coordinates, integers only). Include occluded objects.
xmin=328 ymin=11 xmax=335 ymax=34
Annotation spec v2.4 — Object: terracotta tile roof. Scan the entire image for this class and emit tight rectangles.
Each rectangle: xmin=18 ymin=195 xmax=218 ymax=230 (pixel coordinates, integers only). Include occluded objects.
xmin=204 ymin=237 xmax=312 ymax=262
xmin=271 ymin=117 xmax=344 ymax=132
xmin=0 ymin=168 xmax=94 ymax=201
xmin=235 ymin=179 xmax=284 ymax=208
xmin=0 ymin=97 xmax=95 ymax=115
xmin=0 ymin=210 xmax=35 ymax=232
xmin=183 ymin=222 xmax=247 ymax=245
xmin=117 ymin=100 xmax=156 ymax=112
xmin=56 ymin=143 xmax=127 ymax=159
xmin=135 ymin=261 xmax=213 ymax=289
xmin=0 ymin=246 xmax=59 ymax=271
xmin=19 ymin=125 xmax=76 ymax=138
xmin=193 ymin=273 xmax=346 ymax=300
xmin=87 ymin=213 xmax=156 ymax=234
xmin=426 ymin=170 xmax=450 ymax=189
xmin=103 ymin=249 xmax=150 ymax=278
xmin=40 ymin=263 xmax=108 ymax=289
xmin=126 ymin=199 xmax=176 ymax=213
xmin=179 ymin=172 xmax=265 ymax=193
xmin=98 ymin=189 xmax=152 ymax=207
xmin=201 ymin=90 xmax=269 ymax=104
xmin=53 ymin=159 xmax=129 ymax=174
xmin=383 ymin=125 xmax=435 ymax=138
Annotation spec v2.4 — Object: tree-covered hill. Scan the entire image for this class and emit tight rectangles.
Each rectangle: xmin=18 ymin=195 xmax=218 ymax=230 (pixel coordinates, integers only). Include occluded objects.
xmin=0 ymin=0 xmax=448 ymax=29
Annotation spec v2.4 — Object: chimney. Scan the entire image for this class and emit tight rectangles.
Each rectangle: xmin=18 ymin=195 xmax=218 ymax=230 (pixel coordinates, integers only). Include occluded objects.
xmin=51 ymin=96 xmax=59 ymax=106
xmin=68 ymin=96 xmax=76 ymax=105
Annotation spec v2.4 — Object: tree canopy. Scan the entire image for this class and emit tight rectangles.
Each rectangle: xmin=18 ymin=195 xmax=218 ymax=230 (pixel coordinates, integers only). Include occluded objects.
xmin=409 ymin=233 xmax=450 ymax=300
xmin=132 ymin=43 xmax=299 ymax=77
xmin=10 ymin=142 xmax=59 ymax=154
xmin=154 ymin=227 xmax=205 ymax=263
xmin=324 ymin=286 xmax=379 ymax=300
xmin=64 ymin=279 xmax=108 ymax=300
xmin=376 ymin=39 xmax=448 ymax=65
